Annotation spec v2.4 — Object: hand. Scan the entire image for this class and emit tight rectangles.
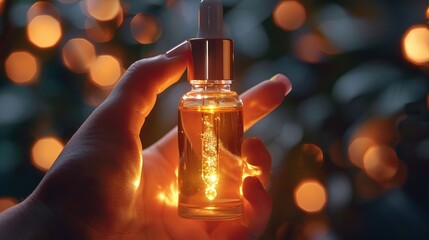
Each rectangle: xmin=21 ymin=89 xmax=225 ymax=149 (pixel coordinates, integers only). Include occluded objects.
xmin=0 ymin=42 xmax=291 ymax=240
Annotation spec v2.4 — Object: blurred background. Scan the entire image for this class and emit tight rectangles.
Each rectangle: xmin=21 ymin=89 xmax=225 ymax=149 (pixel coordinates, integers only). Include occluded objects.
xmin=0 ymin=0 xmax=429 ymax=239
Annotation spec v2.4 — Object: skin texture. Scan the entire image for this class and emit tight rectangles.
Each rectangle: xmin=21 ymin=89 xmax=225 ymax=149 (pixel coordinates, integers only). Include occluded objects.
xmin=0 ymin=41 xmax=292 ymax=240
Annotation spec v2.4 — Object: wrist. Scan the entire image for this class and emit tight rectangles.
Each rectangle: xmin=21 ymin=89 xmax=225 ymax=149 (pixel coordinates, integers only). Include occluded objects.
xmin=0 ymin=196 xmax=87 ymax=240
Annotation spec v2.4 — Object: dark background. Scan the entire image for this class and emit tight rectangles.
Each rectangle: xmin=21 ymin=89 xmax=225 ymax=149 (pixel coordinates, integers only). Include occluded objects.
xmin=1 ymin=0 xmax=429 ymax=239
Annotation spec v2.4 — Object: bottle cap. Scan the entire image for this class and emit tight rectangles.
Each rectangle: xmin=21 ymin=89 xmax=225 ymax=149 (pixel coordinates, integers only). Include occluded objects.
xmin=187 ymin=0 xmax=234 ymax=81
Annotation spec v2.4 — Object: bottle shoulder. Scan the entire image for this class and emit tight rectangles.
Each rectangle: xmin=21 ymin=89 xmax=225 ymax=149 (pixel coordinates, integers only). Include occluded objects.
xmin=179 ymin=90 xmax=242 ymax=108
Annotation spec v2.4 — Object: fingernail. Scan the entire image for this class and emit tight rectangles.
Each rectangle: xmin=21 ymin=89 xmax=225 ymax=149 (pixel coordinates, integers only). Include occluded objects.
xmin=165 ymin=41 xmax=190 ymax=58
xmin=270 ymin=73 xmax=292 ymax=96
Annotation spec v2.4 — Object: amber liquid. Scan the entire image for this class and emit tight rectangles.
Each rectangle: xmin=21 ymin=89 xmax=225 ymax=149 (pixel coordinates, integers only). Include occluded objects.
xmin=178 ymin=106 xmax=244 ymax=220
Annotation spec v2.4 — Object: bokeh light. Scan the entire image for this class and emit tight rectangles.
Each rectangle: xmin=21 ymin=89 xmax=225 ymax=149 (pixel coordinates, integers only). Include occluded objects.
xmin=294 ymin=180 xmax=327 ymax=213
xmin=5 ymin=51 xmax=39 ymax=84
xmin=294 ymin=33 xmax=324 ymax=63
xmin=402 ymin=25 xmax=429 ymax=65
xmin=0 ymin=0 xmax=4 ymax=14
xmin=273 ymin=0 xmax=306 ymax=31
xmin=31 ymin=137 xmax=64 ymax=172
xmin=62 ymin=38 xmax=96 ymax=73
xmin=0 ymin=1 xmax=428 ymax=239
xmin=348 ymin=138 xmax=375 ymax=168
xmin=27 ymin=2 xmax=59 ymax=22
xmin=131 ymin=13 xmax=163 ymax=44
xmin=27 ymin=15 xmax=62 ymax=48
xmin=86 ymin=0 xmax=121 ymax=21
xmin=89 ymin=55 xmax=122 ymax=88
xmin=0 ymin=197 xmax=18 ymax=212
xmin=85 ymin=19 xmax=115 ymax=43
xmin=301 ymin=143 xmax=324 ymax=162
xmin=302 ymin=218 xmax=329 ymax=239
xmin=58 ymin=0 xmax=79 ymax=3
xmin=426 ymin=7 xmax=429 ymax=20
xmin=363 ymin=145 xmax=399 ymax=182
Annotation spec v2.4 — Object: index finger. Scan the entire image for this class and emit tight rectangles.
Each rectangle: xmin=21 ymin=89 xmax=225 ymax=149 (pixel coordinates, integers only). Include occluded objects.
xmin=242 ymin=74 xmax=291 ymax=131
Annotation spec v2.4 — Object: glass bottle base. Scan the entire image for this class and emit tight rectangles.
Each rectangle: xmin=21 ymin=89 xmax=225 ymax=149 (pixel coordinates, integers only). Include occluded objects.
xmin=179 ymin=201 xmax=243 ymax=221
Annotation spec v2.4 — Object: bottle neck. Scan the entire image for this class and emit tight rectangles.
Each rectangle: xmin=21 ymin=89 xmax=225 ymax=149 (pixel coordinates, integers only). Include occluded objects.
xmin=189 ymin=80 xmax=232 ymax=91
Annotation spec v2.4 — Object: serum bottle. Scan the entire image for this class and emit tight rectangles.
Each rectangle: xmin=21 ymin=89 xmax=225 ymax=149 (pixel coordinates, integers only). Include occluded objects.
xmin=178 ymin=0 xmax=243 ymax=220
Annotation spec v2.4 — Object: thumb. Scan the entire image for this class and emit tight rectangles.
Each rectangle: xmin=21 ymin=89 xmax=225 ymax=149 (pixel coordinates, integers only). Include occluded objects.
xmin=90 ymin=41 xmax=190 ymax=135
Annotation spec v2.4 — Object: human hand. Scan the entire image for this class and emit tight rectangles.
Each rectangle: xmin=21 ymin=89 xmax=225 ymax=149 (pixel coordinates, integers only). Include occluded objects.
xmin=0 ymin=42 xmax=291 ymax=240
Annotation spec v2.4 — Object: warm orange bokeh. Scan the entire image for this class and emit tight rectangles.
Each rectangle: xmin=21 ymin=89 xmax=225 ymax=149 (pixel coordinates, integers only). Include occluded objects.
xmin=58 ymin=0 xmax=79 ymax=3
xmin=27 ymin=2 xmax=59 ymax=22
xmin=89 ymin=55 xmax=122 ymax=88
xmin=85 ymin=19 xmax=115 ymax=43
xmin=402 ymin=25 xmax=429 ymax=65
xmin=5 ymin=51 xmax=39 ymax=84
xmin=363 ymin=145 xmax=399 ymax=182
xmin=294 ymin=180 xmax=327 ymax=213
xmin=348 ymin=138 xmax=375 ymax=168
xmin=131 ymin=13 xmax=163 ymax=44
xmin=302 ymin=218 xmax=329 ymax=239
xmin=294 ymin=34 xmax=324 ymax=63
xmin=86 ymin=0 xmax=121 ymax=21
xmin=273 ymin=0 xmax=306 ymax=31
xmin=31 ymin=137 xmax=64 ymax=172
xmin=27 ymin=15 xmax=62 ymax=48
xmin=301 ymin=143 xmax=324 ymax=163
xmin=0 ymin=0 xmax=4 ymax=13
xmin=0 ymin=197 xmax=18 ymax=212
xmin=62 ymin=38 xmax=97 ymax=73
xmin=426 ymin=7 xmax=429 ymax=20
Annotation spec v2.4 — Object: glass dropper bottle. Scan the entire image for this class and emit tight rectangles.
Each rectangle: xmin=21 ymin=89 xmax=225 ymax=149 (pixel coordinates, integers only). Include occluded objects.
xmin=178 ymin=0 xmax=244 ymax=220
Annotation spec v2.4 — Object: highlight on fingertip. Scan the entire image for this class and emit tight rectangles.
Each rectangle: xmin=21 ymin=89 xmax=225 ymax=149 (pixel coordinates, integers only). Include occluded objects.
xmin=270 ymin=73 xmax=292 ymax=96
xmin=165 ymin=41 xmax=190 ymax=58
